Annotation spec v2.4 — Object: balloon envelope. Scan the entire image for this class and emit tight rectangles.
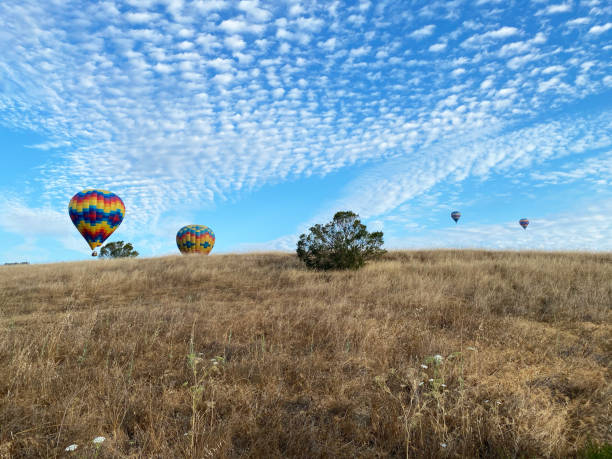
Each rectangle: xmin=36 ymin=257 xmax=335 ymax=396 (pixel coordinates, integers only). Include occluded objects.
xmin=519 ymin=218 xmax=529 ymax=229
xmin=69 ymin=189 xmax=125 ymax=251
xmin=176 ymin=225 xmax=215 ymax=255
xmin=451 ymin=211 xmax=461 ymax=223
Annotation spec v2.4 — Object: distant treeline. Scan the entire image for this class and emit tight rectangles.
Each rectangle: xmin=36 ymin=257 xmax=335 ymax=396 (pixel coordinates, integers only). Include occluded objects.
xmin=3 ymin=262 xmax=29 ymax=265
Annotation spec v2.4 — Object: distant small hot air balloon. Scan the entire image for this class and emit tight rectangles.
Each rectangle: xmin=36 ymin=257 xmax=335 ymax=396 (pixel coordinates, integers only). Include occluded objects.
xmin=69 ymin=189 xmax=125 ymax=256
xmin=519 ymin=218 xmax=529 ymax=230
xmin=451 ymin=211 xmax=461 ymax=223
xmin=176 ymin=225 xmax=215 ymax=255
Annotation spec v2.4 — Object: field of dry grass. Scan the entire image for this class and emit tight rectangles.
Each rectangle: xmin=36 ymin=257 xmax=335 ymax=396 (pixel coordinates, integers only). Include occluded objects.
xmin=0 ymin=250 xmax=610 ymax=458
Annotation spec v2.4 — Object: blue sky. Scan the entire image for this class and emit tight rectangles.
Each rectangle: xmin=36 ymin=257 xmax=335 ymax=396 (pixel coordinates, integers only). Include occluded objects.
xmin=1 ymin=0 xmax=611 ymax=263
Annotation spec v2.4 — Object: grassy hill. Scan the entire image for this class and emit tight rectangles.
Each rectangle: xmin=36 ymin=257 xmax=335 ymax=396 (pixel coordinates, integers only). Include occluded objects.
xmin=1 ymin=250 xmax=610 ymax=458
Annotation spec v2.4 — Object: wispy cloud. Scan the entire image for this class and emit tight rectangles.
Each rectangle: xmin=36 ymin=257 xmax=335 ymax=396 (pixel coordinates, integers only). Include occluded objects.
xmin=26 ymin=140 xmax=72 ymax=150
xmin=410 ymin=24 xmax=436 ymax=39
xmin=385 ymin=203 xmax=612 ymax=252
xmin=588 ymin=23 xmax=612 ymax=35
xmin=530 ymin=150 xmax=612 ymax=185
xmin=0 ymin=195 xmax=86 ymax=258
xmin=461 ymin=26 xmax=520 ymax=48
xmin=326 ymin=112 xmax=612 ymax=218
xmin=536 ymin=3 xmax=572 ymax=15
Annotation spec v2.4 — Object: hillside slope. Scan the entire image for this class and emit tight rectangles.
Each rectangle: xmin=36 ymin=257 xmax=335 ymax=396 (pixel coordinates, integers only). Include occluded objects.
xmin=1 ymin=251 xmax=610 ymax=458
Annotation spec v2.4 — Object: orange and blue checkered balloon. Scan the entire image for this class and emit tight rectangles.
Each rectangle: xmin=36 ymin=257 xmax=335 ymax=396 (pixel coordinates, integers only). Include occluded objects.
xmin=176 ymin=225 xmax=215 ymax=255
xmin=519 ymin=218 xmax=529 ymax=230
xmin=68 ymin=189 xmax=125 ymax=251
xmin=451 ymin=211 xmax=461 ymax=223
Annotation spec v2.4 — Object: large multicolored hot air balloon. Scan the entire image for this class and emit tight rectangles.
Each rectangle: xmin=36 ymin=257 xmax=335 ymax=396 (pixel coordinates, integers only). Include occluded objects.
xmin=451 ymin=211 xmax=461 ymax=223
xmin=519 ymin=218 xmax=529 ymax=230
xmin=176 ymin=225 xmax=215 ymax=255
xmin=69 ymin=189 xmax=125 ymax=256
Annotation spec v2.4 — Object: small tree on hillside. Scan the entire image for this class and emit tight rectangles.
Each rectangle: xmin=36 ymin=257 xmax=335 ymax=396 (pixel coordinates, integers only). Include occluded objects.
xmin=296 ymin=211 xmax=385 ymax=270
xmin=99 ymin=241 xmax=139 ymax=259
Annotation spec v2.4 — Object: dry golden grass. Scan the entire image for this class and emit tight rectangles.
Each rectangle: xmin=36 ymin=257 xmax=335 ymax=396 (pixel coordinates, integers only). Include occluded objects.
xmin=0 ymin=250 xmax=610 ymax=458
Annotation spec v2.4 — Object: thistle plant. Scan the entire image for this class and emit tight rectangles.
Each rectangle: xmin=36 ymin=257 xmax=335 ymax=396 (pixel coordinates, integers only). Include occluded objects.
xmin=92 ymin=436 xmax=105 ymax=457
xmin=375 ymin=350 xmax=474 ymax=457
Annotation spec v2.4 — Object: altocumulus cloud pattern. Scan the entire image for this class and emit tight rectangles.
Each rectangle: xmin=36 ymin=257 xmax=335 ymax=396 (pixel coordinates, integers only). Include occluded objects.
xmin=0 ymin=0 xmax=611 ymax=258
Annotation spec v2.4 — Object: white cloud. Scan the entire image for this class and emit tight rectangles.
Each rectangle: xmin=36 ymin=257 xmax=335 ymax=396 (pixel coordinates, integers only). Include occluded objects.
xmin=224 ymin=35 xmax=246 ymax=51
xmin=541 ymin=65 xmax=565 ymax=74
xmin=126 ymin=0 xmax=158 ymax=8
xmin=480 ymin=78 xmax=494 ymax=89
xmin=219 ymin=17 xmax=265 ymax=34
xmin=566 ymin=17 xmax=591 ymax=26
xmin=497 ymin=32 xmax=547 ymax=58
xmin=537 ymin=3 xmax=572 ymax=15
xmin=530 ymin=150 xmax=612 ymax=184
xmin=212 ymin=73 xmax=234 ymax=85
xmin=207 ymin=57 xmax=234 ymax=71
xmin=178 ymin=28 xmax=194 ymax=38
xmin=296 ymin=16 xmax=324 ymax=32
xmin=154 ymin=62 xmax=174 ymax=73
xmin=429 ymin=42 xmax=447 ymax=52
xmin=124 ymin=11 xmax=159 ymax=23
xmin=349 ymin=46 xmax=370 ymax=57
xmin=487 ymin=26 xmax=520 ymax=38
xmin=538 ymin=76 xmax=561 ymax=92
xmin=238 ymin=0 xmax=271 ymax=22
xmin=194 ymin=0 xmax=229 ymax=13
xmin=278 ymin=41 xmax=290 ymax=53
xmin=347 ymin=14 xmax=366 ymax=26
xmin=461 ymin=26 xmax=519 ymax=48
xmin=410 ymin=24 xmax=435 ymax=39
xmin=319 ymin=37 xmax=336 ymax=50
xmin=507 ymin=53 xmax=540 ymax=69
xmin=588 ymin=23 xmax=612 ymax=34
xmin=26 ymin=140 xmax=72 ymax=150
xmin=288 ymin=3 xmax=304 ymax=16
xmin=177 ymin=40 xmax=194 ymax=50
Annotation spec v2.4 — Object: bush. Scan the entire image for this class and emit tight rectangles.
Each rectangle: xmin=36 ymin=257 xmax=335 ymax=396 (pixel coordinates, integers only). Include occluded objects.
xmin=99 ymin=241 xmax=139 ymax=259
xmin=296 ymin=211 xmax=385 ymax=270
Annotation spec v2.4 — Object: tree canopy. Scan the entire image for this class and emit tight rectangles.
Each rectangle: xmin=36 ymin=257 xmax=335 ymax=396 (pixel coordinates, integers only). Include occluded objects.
xmin=296 ymin=211 xmax=385 ymax=270
xmin=99 ymin=241 xmax=139 ymax=259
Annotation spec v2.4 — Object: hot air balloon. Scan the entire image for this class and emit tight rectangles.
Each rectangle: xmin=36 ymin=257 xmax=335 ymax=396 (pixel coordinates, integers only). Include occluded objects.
xmin=451 ymin=211 xmax=461 ymax=223
xmin=176 ymin=225 xmax=215 ymax=255
xmin=519 ymin=218 xmax=529 ymax=230
xmin=69 ymin=189 xmax=125 ymax=256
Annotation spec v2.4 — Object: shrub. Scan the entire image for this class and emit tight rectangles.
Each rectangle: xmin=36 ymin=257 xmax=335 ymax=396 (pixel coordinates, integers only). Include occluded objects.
xmin=99 ymin=241 xmax=139 ymax=259
xmin=296 ymin=211 xmax=385 ymax=270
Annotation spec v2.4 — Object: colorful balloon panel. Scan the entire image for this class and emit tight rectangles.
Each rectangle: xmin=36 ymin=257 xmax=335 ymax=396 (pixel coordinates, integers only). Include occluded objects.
xmin=451 ymin=211 xmax=461 ymax=223
xmin=176 ymin=225 xmax=215 ymax=255
xmin=69 ymin=189 xmax=125 ymax=250
xmin=519 ymin=218 xmax=529 ymax=229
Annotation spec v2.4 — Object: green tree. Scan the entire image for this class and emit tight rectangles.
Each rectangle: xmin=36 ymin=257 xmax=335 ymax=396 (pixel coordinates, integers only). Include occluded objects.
xmin=296 ymin=211 xmax=385 ymax=270
xmin=98 ymin=241 xmax=139 ymax=259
